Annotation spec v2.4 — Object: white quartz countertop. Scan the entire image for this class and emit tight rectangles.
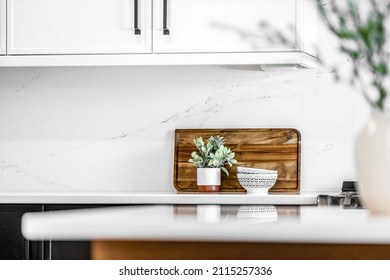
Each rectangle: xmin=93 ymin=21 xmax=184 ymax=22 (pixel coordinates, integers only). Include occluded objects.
xmin=21 ymin=204 xmax=390 ymax=244
xmin=0 ymin=191 xmax=319 ymax=205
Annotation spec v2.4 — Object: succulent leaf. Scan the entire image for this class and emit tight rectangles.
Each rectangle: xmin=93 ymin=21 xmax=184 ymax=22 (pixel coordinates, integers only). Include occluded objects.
xmin=188 ymin=135 xmax=238 ymax=176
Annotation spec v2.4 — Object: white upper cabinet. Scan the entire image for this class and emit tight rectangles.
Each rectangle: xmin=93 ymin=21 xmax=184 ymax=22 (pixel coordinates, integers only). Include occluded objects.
xmin=0 ymin=0 xmax=5 ymax=55
xmin=7 ymin=0 xmax=152 ymax=54
xmin=0 ymin=0 xmax=317 ymax=67
xmin=153 ymin=0 xmax=310 ymax=54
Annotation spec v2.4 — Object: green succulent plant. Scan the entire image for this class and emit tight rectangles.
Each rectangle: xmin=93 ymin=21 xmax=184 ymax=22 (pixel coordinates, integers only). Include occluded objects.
xmin=188 ymin=135 xmax=238 ymax=176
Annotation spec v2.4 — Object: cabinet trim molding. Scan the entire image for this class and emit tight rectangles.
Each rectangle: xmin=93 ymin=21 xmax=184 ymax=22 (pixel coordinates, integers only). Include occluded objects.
xmin=0 ymin=0 xmax=6 ymax=55
xmin=0 ymin=51 xmax=317 ymax=68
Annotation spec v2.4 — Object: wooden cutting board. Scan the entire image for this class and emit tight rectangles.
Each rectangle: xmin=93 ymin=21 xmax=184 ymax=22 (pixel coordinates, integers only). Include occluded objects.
xmin=173 ymin=128 xmax=301 ymax=193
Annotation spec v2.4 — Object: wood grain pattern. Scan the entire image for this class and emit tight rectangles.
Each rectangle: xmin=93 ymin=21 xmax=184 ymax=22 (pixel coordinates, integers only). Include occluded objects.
xmin=92 ymin=241 xmax=390 ymax=260
xmin=173 ymin=128 xmax=301 ymax=193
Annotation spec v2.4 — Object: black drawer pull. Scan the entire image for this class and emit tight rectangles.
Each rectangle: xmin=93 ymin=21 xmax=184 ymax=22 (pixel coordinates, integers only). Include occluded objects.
xmin=163 ymin=0 xmax=170 ymax=35
xmin=134 ymin=0 xmax=141 ymax=35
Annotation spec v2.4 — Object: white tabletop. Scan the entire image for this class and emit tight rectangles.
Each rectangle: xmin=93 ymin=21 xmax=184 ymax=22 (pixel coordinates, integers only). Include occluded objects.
xmin=0 ymin=191 xmax=319 ymax=205
xmin=21 ymin=204 xmax=390 ymax=244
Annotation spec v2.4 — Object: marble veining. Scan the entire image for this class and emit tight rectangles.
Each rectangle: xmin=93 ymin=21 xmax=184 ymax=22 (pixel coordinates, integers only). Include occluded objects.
xmin=0 ymin=18 xmax=370 ymax=193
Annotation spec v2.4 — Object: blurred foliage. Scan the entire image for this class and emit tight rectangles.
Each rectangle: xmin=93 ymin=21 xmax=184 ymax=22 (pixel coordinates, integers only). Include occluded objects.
xmin=317 ymin=0 xmax=390 ymax=110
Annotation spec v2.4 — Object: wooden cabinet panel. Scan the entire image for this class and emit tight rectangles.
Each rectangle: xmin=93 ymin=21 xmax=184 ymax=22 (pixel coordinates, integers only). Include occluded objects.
xmin=92 ymin=241 xmax=390 ymax=260
xmin=7 ymin=0 xmax=152 ymax=54
xmin=174 ymin=129 xmax=301 ymax=193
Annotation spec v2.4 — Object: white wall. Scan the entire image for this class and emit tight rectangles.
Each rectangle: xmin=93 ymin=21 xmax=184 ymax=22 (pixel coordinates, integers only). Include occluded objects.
xmin=0 ymin=19 xmax=371 ymax=193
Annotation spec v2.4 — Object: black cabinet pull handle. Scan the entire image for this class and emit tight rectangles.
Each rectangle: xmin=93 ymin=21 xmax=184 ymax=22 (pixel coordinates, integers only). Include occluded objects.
xmin=163 ymin=0 xmax=170 ymax=35
xmin=134 ymin=0 xmax=141 ymax=35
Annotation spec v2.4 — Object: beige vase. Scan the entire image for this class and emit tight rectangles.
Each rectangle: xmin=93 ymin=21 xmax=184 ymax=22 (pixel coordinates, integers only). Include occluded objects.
xmin=356 ymin=111 xmax=390 ymax=214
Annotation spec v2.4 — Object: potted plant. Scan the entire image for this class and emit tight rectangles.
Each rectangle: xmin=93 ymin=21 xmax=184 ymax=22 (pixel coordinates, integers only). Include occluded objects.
xmin=317 ymin=0 xmax=390 ymax=213
xmin=189 ymin=135 xmax=237 ymax=192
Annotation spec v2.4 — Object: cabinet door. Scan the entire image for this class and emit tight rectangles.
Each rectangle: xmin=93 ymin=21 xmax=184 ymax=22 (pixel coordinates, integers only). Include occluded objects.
xmin=0 ymin=0 xmax=5 ymax=54
xmin=0 ymin=205 xmax=44 ymax=260
xmin=43 ymin=204 xmax=113 ymax=260
xmin=153 ymin=0 xmax=298 ymax=53
xmin=7 ymin=0 xmax=152 ymax=54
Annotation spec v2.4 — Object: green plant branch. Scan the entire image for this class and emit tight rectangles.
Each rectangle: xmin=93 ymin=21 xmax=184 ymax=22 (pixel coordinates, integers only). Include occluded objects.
xmin=317 ymin=0 xmax=390 ymax=111
xmin=352 ymin=59 xmax=377 ymax=108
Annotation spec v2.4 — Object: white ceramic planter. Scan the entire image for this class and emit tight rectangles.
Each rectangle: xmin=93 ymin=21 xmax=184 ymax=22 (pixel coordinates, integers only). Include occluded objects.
xmin=356 ymin=111 xmax=390 ymax=214
xmin=197 ymin=205 xmax=221 ymax=223
xmin=197 ymin=168 xmax=221 ymax=192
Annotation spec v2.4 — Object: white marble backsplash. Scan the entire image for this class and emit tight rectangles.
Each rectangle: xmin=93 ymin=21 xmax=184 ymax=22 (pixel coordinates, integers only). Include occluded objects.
xmin=0 ymin=22 xmax=371 ymax=193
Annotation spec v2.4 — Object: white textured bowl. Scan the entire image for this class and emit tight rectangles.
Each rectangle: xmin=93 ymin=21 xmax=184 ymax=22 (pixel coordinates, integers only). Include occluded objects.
xmin=237 ymin=173 xmax=278 ymax=193
xmin=237 ymin=205 xmax=278 ymax=224
xmin=237 ymin=166 xmax=278 ymax=174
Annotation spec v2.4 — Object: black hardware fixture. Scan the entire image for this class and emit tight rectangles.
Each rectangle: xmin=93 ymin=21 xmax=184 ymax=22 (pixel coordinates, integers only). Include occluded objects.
xmin=163 ymin=0 xmax=170 ymax=35
xmin=317 ymin=181 xmax=363 ymax=209
xmin=134 ymin=0 xmax=141 ymax=35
